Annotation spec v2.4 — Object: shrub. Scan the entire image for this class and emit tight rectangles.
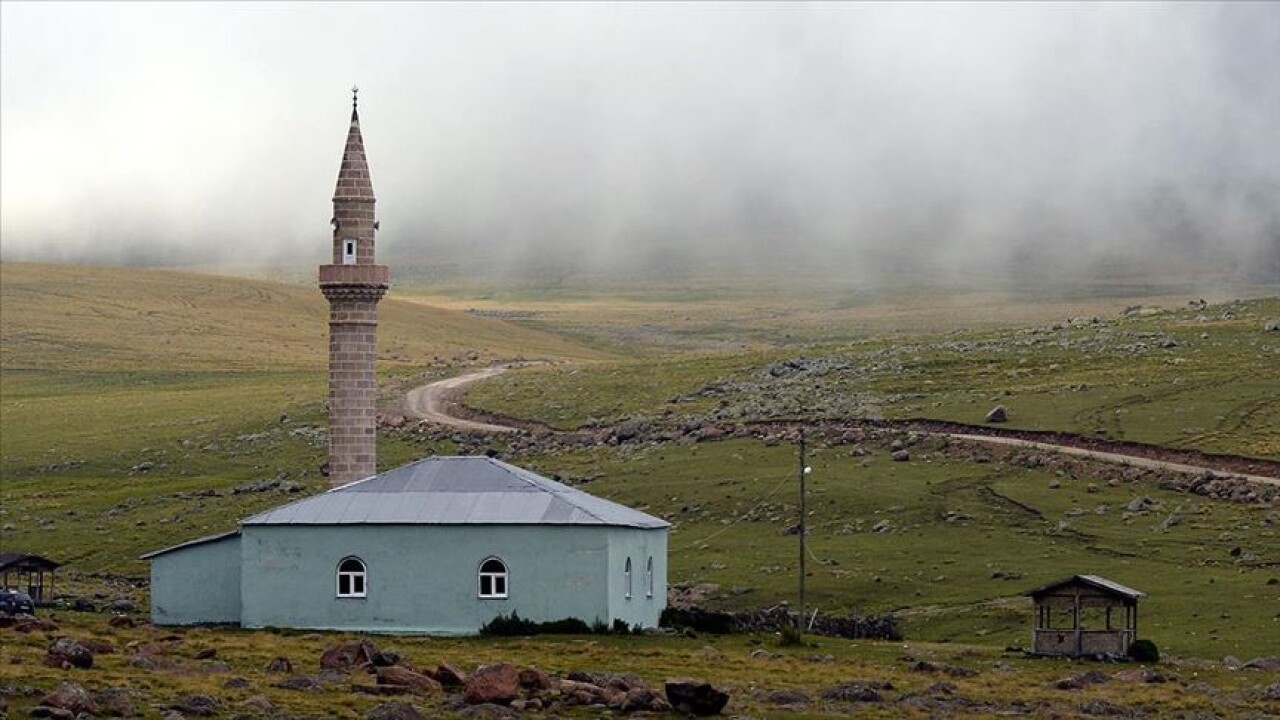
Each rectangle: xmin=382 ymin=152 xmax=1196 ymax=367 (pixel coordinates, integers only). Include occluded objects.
xmin=1128 ymin=639 xmax=1159 ymax=663
xmin=480 ymin=612 xmax=632 ymax=637
xmin=778 ymin=624 xmax=804 ymax=647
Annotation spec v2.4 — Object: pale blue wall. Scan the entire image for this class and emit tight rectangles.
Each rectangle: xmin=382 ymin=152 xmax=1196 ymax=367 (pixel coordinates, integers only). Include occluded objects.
xmin=606 ymin=528 xmax=667 ymax=629
xmin=239 ymin=524 xmax=667 ymax=634
xmin=149 ymin=534 xmax=241 ymax=625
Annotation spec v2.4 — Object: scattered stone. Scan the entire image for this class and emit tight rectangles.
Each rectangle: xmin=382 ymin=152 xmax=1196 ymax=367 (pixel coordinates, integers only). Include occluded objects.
xmin=890 ymin=449 xmax=910 ymax=462
xmin=45 ymin=638 xmax=94 ymax=670
xmin=40 ymin=683 xmax=97 ymax=715
xmin=223 ymin=677 xmax=250 ymax=690
xmin=1244 ymin=657 xmax=1280 ymax=671
xmin=168 ymin=695 xmax=219 ymax=717
xmin=517 ymin=667 xmax=553 ymax=691
xmin=94 ymin=687 xmax=137 ymax=717
xmin=765 ymin=688 xmax=810 ymax=705
xmin=1053 ymin=670 xmax=1110 ymax=690
xmin=193 ymin=648 xmax=216 ymax=660
xmin=107 ymin=616 xmax=135 ymax=629
xmin=819 ymin=682 xmax=884 ymax=703
xmin=274 ymin=675 xmax=322 ymax=692
xmin=70 ymin=598 xmax=96 ymax=613
xmin=1113 ymin=668 xmax=1165 ymax=683
xmin=105 ymin=598 xmax=136 ymax=613
xmin=464 ymin=663 xmax=520 ymax=705
xmin=433 ymin=662 xmax=469 ymax=687
xmin=365 ymin=701 xmax=425 ymax=720
xmin=266 ymin=656 xmax=293 ymax=673
xmin=458 ymin=703 xmax=517 ymax=719
xmin=319 ymin=638 xmax=379 ymax=671
xmin=1079 ymin=698 xmax=1130 ymax=716
xmin=237 ymin=696 xmax=275 ymax=714
xmin=985 ymin=406 xmax=1008 ymax=423
xmin=377 ymin=666 xmax=442 ymax=693
xmin=665 ymin=678 xmax=730 ymax=716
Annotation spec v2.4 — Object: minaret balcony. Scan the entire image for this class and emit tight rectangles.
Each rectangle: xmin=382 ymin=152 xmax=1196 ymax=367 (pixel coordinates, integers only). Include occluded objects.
xmin=319 ymin=264 xmax=389 ymax=288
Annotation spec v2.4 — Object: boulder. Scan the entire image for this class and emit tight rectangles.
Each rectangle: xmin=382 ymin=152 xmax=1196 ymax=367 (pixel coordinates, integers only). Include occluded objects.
xmin=766 ymin=688 xmax=810 ymax=705
xmin=320 ymin=638 xmax=380 ymax=671
xmin=517 ymin=666 xmax=553 ymax=691
xmin=559 ymin=679 xmax=609 ymax=706
xmin=168 ymin=695 xmax=219 ymax=717
xmin=464 ymin=663 xmax=520 ymax=705
xmin=890 ymin=449 xmax=910 ymax=462
xmin=377 ymin=666 xmax=442 ymax=693
xmin=365 ymin=701 xmax=425 ymax=720
xmin=665 ymin=678 xmax=730 ymax=716
xmin=94 ymin=687 xmax=138 ymax=717
xmin=1245 ymin=657 xmax=1280 ymax=671
xmin=433 ymin=662 xmax=469 ymax=687
xmin=266 ymin=656 xmax=293 ymax=673
xmin=985 ymin=406 xmax=1008 ymax=423
xmin=819 ymin=682 xmax=883 ymax=702
xmin=621 ymin=686 xmax=669 ymax=712
xmin=45 ymin=638 xmax=94 ymax=669
xmin=41 ymin=683 xmax=97 ymax=715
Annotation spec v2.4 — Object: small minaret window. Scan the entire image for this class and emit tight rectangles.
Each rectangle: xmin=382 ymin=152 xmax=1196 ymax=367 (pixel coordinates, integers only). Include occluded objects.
xmin=342 ymin=238 xmax=357 ymax=265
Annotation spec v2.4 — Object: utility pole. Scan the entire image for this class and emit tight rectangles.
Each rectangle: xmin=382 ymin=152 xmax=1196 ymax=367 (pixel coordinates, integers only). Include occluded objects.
xmin=798 ymin=428 xmax=807 ymax=632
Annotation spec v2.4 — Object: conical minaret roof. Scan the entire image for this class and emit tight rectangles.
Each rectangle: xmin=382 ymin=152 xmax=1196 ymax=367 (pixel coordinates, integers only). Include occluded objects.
xmin=334 ymin=91 xmax=374 ymax=202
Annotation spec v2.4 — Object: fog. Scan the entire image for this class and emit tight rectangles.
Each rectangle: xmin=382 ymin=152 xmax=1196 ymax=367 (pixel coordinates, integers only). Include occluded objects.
xmin=2 ymin=2 xmax=1278 ymax=284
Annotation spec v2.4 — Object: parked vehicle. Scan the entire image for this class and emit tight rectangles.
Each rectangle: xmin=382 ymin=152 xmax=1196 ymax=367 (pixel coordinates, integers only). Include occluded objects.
xmin=0 ymin=588 xmax=36 ymax=615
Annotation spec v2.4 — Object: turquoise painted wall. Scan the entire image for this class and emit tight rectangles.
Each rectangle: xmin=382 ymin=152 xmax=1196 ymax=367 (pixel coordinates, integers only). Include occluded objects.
xmin=149 ymin=534 xmax=241 ymax=625
xmin=238 ymin=524 xmax=667 ymax=634
xmin=607 ymin=528 xmax=667 ymax=629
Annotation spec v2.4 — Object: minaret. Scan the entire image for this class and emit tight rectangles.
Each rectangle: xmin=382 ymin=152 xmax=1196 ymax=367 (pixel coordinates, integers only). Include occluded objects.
xmin=320 ymin=87 xmax=388 ymax=487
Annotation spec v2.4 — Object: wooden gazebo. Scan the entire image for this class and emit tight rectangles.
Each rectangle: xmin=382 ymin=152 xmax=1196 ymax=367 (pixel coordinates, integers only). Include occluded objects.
xmin=1026 ymin=574 xmax=1145 ymax=657
xmin=0 ymin=553 xmax=60 ymax=605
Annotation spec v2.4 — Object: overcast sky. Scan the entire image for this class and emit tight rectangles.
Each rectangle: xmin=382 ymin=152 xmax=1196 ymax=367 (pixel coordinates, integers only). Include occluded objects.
xmin=2 ymin=2 xmax=1277 ymax=281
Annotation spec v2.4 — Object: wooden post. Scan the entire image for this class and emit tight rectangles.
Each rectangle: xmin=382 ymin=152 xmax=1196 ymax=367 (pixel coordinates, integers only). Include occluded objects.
xmin=797 ymin=428 xmax=807 ymax=632
xmin=1073 ymin=589 xmax=1082 ymax=656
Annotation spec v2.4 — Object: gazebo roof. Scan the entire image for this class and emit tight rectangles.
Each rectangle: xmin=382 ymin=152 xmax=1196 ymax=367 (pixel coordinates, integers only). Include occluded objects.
xmin=0 ymin=553 xmax=61 ymax=573
xmin=1025 ymin=574 xmax=1145 ymax=601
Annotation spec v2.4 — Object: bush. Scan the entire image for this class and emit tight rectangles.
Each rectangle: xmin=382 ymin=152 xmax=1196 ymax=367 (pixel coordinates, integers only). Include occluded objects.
xmin=778 ymin=624 xmax=804 ymax=647
xmin=659 ymin=607 xmax=736 ymax=634
xmin=1128 ymin=639 xmax=1159 ymax=663
xmin=480 ymin=612 xmax=636 ymax=637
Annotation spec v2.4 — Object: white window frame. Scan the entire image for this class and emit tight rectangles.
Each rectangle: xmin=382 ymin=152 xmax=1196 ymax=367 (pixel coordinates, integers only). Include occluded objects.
xmin=646 ymin=556 xmax=654 ymax=598
xmin=342 ymin=238 xmax=357 ymax=265
xmin=624 ymin=557 xmax=633 ymax=600
xmin=336 ymin=556 xmax=366 ymax=598
xmin=478 ymin=557 xmax=508 ymax=599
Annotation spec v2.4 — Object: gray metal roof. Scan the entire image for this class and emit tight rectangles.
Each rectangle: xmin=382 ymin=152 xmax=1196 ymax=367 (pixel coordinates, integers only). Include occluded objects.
xmin=140 ymin=530 xmax=241 ymax=560
xmin=241 ymin=456 xmax=669 ymax=529
xmin=1025 ymin=574 xmax=1145 ymax=600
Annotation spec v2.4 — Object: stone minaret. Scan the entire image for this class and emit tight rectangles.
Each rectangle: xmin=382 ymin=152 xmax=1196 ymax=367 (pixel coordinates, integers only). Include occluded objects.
xmin=320 ymin=88 xmax=388 ymax=487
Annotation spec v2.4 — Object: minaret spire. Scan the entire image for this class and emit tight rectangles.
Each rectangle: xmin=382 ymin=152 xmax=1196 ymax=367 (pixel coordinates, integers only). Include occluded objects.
xmin=319 ymin=89 xmax=389 ymax=487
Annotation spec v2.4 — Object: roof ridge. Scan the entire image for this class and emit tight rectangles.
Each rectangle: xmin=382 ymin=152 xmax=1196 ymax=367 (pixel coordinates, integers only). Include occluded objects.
xmin=488 ymin=458 xmax=612 ymax=525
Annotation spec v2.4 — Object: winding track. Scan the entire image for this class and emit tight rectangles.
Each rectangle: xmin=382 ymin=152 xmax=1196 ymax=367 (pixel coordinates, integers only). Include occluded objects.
xmin=404 ymin=368 xmax=1280 ymax=486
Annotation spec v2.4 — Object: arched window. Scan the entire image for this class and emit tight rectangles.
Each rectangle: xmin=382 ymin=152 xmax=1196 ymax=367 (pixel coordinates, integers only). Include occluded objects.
xmin=646 ymin=556 xmax=654 ymax=598
xmin=625 ymin=557 xmax=633 ymax=599
xmin=478 ymin=557 xmax=508 ymax=599
xmin=336 ymin=557 xmax=366 ymax=598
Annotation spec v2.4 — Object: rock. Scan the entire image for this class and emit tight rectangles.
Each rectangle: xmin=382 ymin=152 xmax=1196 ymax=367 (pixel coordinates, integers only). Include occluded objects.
xmin=80 ymin=639 xmax=116 ymax=655
xmin=1113 ymin=668 xmax=1164 ymax=683
xmin=27 ymin=708 xmax=75 ymax=719
xmin=266 ymin=656 xmax=293 ymax=673
xmin=890 ymin=449 xmax=910 ymax=462
xmin=105 ymin=598 xmax=136 ymax=613
xmin=665 ymin=678 xmax=730 ymax=716
xmin=45 ymin=638 xmax=94 ymax=669
xmin=1126 ymin=497 xmax=1154 ymax=513
xmin=237 ymin=696 xmax=276 ymax=713
xmin=766 ymin=688 xmax=810 ymax=705
xmin=517 ymin=667 xmax=553 ymax=691
xmin=377 ymin=666 xmax=442 ymax=693
xmin=819 ymin=682 xmax=883 ymax=702
xmin=223 ymin=677 xmax=250 ymax=689
xmin=749 ymin=649 xmax=774 ymax=660
xmin=274 ymin=675 xmax=322 ymax=691
xmin=1244 ymin=657 xmax=1280 ymax=671
xmin=41 ymin=683 xmax=97 ymax=715
xmin=193 ymin=648 xmax=216 ymax=660
xmin=985 ymin=406 xmax=1007 ymax=423
xmin=319 ymin=638 xmax=380 ymax=671
xmin=433 ymin=662 xmax=469 ymax=687
xmin=458 ymin=703 xmax=517 ymax=719
xmin=559 ymin=679 xmax=609 ymax=706
xmin=107 ymin=616 xmax=135 ymax=629
xmin=1079 ymin=698 xmax=1129 ymax=716
xmin=372 ymin=650 xmax=402 ymax=667
xmin=168 ymin=695 xmax=219 ymax=717
xmin=464 ymin=663 xmax=520 ymax=705
xmin=93 ymin=687 xmax=138 ymax=717
xmin=365 ymin=701 xmax=425 ymax=720
xmin=1053 ymin=670 xmax=1110 ymax=690
xmin=1223 ymin=655 xmax=1242 ymax=669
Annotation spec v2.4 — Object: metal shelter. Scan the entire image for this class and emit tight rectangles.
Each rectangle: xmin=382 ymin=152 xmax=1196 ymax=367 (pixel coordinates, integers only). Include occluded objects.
xmin=0 ymin=553 xmax=60 ymax=604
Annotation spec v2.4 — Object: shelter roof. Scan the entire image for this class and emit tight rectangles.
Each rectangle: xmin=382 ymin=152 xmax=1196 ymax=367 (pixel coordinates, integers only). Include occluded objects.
xmin=0 ymin=553 xmax=60 ymax=572
xmin=241 ymin=456 xmax=670 ymax=529
xmin=1025 ymin=574 xmax=1145 ymax=601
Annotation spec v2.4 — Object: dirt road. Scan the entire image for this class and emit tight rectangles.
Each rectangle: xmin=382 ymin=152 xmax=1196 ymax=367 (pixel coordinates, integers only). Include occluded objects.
xmin=403 ymin=366 xmax=518 ymax=434
xmin=404 ymin=368 xmax=1278 ymax=485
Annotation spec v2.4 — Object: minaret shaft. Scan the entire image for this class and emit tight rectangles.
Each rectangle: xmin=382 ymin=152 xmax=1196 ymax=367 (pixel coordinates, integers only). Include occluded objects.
xmin=320 ymin=95 xmax=388 ymax=487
